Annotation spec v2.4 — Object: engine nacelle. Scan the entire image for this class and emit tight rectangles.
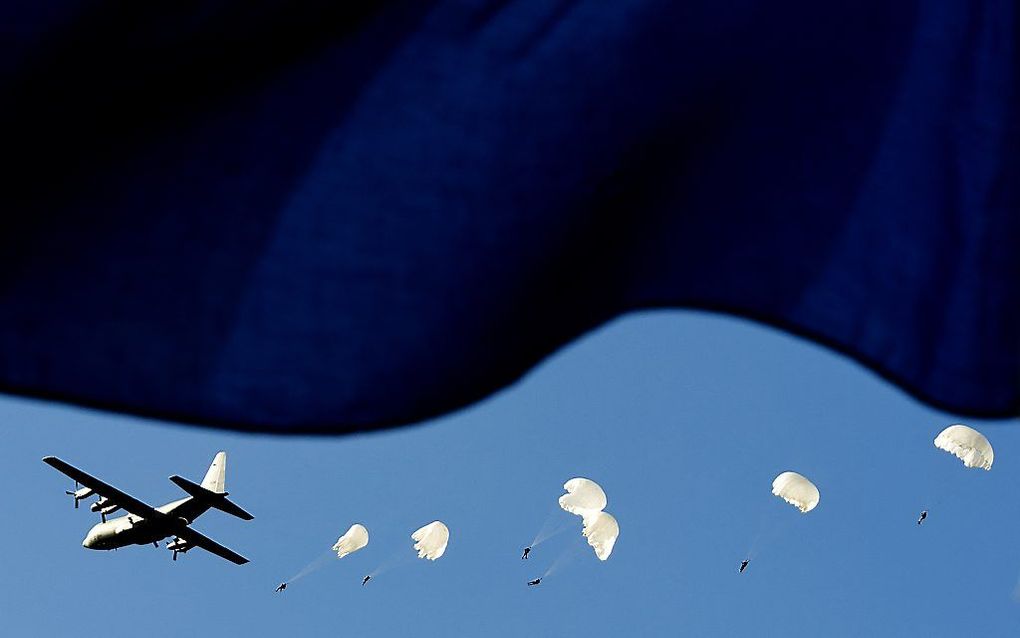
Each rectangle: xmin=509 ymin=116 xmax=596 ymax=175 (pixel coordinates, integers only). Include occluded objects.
xmin=90 ymin=498 xmax=120 ymax=515
xmin=167 ymin=537 xmax=191 ymax=560
xmin=65 ymin=486 xmax=95 ymax=509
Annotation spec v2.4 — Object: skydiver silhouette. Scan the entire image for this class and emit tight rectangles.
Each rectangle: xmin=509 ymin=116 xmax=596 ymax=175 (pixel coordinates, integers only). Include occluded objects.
xmin=917 ymin=510 xmax=928 ymax=525
xmin=362 ymin=575 xmax=372 ymax=586
xmin=275 ymin=583 xmax=287 ymax=592
xmin=527 ymin=578 xmax=541 ymax=586
xmin=739 ymin=559 xmax=749 ymax=573
xmin=521 ymin=547 xmax=531 ymax=560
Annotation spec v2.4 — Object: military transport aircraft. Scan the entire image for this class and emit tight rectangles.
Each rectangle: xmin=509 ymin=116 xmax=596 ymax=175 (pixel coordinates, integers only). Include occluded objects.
xmin=43 ymin=452 xmax=253 ymax=565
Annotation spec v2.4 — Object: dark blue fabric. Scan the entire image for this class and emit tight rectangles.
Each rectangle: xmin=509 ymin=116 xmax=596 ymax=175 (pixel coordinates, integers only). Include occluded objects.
xmin=1 ymin=1 xmax=1017 ymax=432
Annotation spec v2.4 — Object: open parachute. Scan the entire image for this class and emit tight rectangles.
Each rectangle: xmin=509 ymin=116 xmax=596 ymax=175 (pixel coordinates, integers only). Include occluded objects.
xmin=411 ymin=521 xmax=450 ymax=560
xmin=581 ymin=511 xmax=620 ymax=561
xmin=556 ymin=477 xmax=619 ymax=561
xmin=934 ymin=424 xmax=993 ymax=470
xmin=332 ymin=524 xmax=369 ymax=559
xmin=558 ymin=478 xmax=608 ymax=516
xmin=771 ymin=471 xmax=820 ymax=513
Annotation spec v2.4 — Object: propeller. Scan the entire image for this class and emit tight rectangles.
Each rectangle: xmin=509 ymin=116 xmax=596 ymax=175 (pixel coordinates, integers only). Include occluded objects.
xmin=65 ymin=481 xmax=94 ymax=509
xmin=90 ymin=497 xmax=119 ymax=523
xmin=64 ymin=481 xmax=80 ymax=508
xmin=167 ymin=537 xmax=187 ymax=561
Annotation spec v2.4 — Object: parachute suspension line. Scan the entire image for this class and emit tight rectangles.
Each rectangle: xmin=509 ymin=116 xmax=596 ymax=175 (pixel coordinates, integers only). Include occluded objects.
xmin=743 ymin=494 xmax=775 ymax=558
xmin=530 ymin=505 xmax=573 ymax=548
xmin=923 ymin=464 xmax=962 ymax=514
xmin=541 ymin=542 xmax=586 ymax=579
xmin=750 ymin=472 xmax=820 ymax=560
xmin=285 ymin=524 xmax=371 ymax=585
xmin=923 ymin=424 xmax=995 ymax=518
xmin=286 ymin=549 xmax=337 ymax=584
xmin=750 ymin=510 xmax=798 ymax=560
xmin=367 ymin=545 xmax=417 ymax=578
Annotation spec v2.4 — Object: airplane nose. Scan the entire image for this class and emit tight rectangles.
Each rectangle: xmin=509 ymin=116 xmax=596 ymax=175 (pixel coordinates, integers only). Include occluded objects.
xmin=83 ymin=523 xmax=103 ymax=549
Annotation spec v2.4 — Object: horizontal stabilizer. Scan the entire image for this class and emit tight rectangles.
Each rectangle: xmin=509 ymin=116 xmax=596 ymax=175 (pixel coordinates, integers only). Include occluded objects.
xmin=172 ymin=525 xmax=249 ymax=565
xmin=169 ymin=475 xmax=254 ymax=521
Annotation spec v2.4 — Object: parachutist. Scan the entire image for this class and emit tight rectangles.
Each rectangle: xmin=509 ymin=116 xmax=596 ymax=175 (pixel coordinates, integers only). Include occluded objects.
xmin=739 ymin=559 xmax=749 ymax=573
xmin=521 ymin=547 xmax=530 ymax=560
xmin=362 ymin=575 xmax=371 ymax=586
xmin=917 ymin=510 xmax=927 ymax=525
xmin=275 ymin=583 xmax=287 ymax=593
xmin=527 ymin=578 xmax=541 ymax=586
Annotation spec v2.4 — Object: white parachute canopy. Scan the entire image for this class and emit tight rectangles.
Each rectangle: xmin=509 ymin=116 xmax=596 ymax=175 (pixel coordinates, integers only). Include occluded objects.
xmin=332 ymin=524 xmax=369 ymax=559
xmin=411 ymin=521 xmax=450 ymax=561
xmin=559 ymin=478 xmax=608 ymax=516
xmin=934 ymin=424 xmax=994 ymax=470
xmin=771 ymin=471 xmax=820 ymax=513
xmin=581 ymin=510 xmax=619 ymax=561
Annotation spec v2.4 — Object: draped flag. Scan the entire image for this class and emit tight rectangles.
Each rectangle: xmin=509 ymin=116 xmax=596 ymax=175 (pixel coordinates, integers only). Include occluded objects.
xmin=1 ymin=1 xmax=1017 ymax=433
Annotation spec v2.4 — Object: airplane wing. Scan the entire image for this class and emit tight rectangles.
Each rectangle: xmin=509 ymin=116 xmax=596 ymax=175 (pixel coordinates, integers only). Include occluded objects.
xmin=173 ymin=526 xmax=250 ymax=565
xmin=45 ymin=456 xmax=249 ymax=566
xmin=42 ymin=456 xmax=162 ymax=520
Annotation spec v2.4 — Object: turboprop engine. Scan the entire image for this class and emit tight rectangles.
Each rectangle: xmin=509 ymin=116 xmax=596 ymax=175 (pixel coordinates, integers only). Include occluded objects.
xmin=90 ymin=497 xmax=121 ymax=522
xmin=167 ymin=537 xmax=191 ymax=561
xmin=65 ymin=482 xmax=94 ymax=509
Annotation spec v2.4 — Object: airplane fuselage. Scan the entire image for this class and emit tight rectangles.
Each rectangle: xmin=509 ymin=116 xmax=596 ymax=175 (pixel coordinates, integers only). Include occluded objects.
xmin=82 ymin=497 xmax=211 ymax=551
xmin=46 ymin=452 xmax=252 ymax=565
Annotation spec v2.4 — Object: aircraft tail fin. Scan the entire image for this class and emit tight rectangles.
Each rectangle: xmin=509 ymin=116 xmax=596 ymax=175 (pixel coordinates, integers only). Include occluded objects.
xmin=201 ymin=451 xmax=227 ymax=493
xmin=170 ymin=452 xmax=254 ymax=521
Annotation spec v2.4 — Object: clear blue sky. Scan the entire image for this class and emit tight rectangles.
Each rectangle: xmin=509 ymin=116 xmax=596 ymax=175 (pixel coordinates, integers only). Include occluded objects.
xmin=2 ymin=311 xmax=1017 ymax=637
